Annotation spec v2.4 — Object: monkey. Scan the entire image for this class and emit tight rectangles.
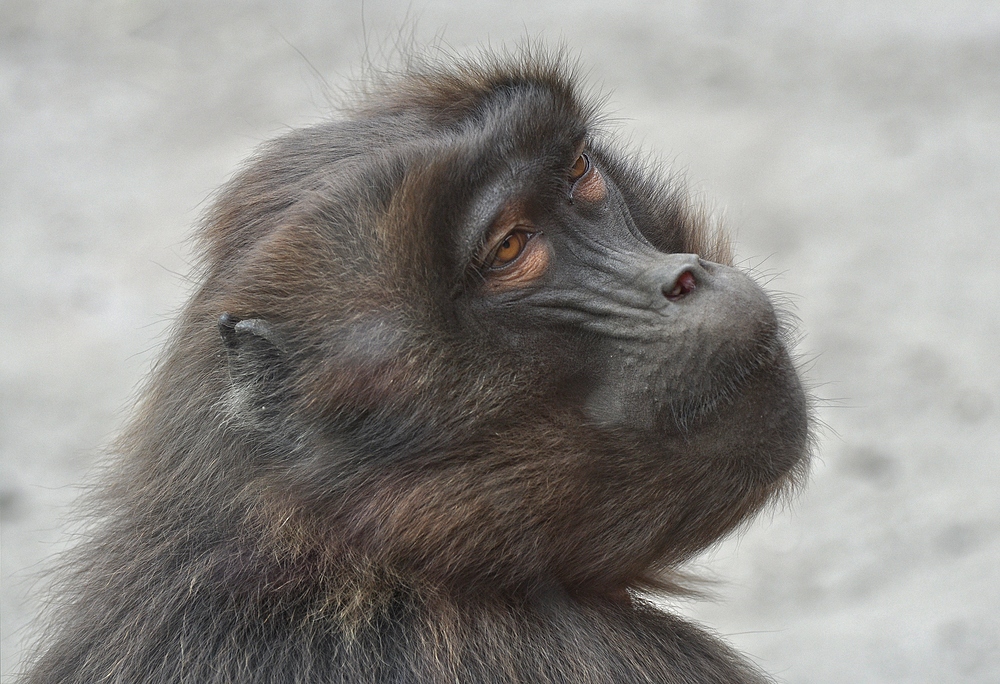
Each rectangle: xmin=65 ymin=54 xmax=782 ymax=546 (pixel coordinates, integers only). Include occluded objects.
xmin=20 ymin=50 xmax=810 ymax=683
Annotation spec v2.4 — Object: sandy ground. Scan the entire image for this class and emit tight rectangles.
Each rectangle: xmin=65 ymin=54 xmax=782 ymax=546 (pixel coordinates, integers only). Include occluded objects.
xmin=2 ymin=1 xmax=998 ymax=682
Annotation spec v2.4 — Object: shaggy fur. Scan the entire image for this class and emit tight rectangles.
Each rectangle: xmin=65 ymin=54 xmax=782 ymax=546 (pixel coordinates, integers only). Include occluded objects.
xmin=22 ymin=50 xmax=809 ymax=683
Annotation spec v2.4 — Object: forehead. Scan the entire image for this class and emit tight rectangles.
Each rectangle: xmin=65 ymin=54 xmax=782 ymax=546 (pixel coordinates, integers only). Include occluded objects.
xmin=466 ymin=83 xmax=591 ymax=149
xmin=364 ymin=60 xmax=597 ymax=159
xmin=379 ymin=78 xmax=595 ymax=247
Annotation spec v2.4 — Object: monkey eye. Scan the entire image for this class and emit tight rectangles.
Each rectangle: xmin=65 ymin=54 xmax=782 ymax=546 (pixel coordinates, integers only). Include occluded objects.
xmin=476 ymin=204 xmax=549 ymax=290
xmin=569 ymin=153 xmax=591 ymax=183
xmin=568 ymin=153 xmax=606 ymax=203
xmin=487 ymin=229 xmax=534 ymax=269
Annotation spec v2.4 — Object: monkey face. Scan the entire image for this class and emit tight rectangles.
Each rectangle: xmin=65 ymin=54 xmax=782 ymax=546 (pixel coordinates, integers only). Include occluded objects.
xmin=209 ymin=61 xmax=809 ymax=591
xmin=460 ymin=146 xmax=800 ymax=445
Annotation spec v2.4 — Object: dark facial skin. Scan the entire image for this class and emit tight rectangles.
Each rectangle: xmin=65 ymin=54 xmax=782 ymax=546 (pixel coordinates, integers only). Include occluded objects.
xmin=22 ymin=54 xmax=809 ymax=684
xmin=463 ymin=143 xmax=797 ymax=439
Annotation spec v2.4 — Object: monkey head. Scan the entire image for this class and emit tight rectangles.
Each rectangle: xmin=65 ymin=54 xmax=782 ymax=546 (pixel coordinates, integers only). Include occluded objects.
xmin=198 ymin=55 xmax=810 ymax=597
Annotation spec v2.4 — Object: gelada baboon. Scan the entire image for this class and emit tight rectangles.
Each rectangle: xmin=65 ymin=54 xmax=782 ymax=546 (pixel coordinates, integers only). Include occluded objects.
xmin=22 ymin=50 xmax=809 ymax=683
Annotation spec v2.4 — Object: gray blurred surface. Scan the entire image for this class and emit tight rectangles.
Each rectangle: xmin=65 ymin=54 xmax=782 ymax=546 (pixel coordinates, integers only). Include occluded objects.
xmin=2 ymin=1 xmax=999 ymax=682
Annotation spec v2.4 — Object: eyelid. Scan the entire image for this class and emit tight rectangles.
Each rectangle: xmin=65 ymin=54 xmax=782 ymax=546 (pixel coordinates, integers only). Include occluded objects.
xmin=477 ymin=202 xmax=532 ymax=265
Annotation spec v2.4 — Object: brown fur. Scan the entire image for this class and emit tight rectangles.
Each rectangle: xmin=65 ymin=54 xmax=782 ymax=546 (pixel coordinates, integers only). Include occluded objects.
xmin=21 ymin=50 xmax=809 ymax=683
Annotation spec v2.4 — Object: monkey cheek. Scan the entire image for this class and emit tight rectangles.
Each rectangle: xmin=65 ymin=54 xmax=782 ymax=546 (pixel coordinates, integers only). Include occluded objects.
xmin=582 ymin=367 xmax=648 ymax=429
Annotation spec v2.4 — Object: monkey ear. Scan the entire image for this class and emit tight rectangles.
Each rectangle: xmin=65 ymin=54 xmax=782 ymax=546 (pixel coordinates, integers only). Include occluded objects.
xmin=218 ymin=312 xmax=286 ymax=354
xmin=218 ymin=312 xmax=289 ymax=430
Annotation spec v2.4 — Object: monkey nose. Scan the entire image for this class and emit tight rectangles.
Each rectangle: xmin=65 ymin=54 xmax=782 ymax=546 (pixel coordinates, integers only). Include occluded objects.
xmin=663 ymin=270 xmax=697 ymax=301
xmin=637 ymin=253 xmax=702 ymax=309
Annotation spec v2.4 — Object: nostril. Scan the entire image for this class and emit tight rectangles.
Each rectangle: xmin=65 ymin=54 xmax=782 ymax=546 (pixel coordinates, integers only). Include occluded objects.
xmin=664 ymin=270 xmax=697 ymax=301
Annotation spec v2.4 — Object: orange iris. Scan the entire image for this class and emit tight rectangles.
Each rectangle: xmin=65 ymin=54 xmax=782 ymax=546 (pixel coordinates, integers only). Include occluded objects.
xmin=493 ymin=231 xmax=529 ymax=266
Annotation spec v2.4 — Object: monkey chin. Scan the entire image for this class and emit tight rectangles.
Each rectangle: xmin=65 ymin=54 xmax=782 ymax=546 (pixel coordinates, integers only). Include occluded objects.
xmin=582 ymin=279 xmax=810 ymax=496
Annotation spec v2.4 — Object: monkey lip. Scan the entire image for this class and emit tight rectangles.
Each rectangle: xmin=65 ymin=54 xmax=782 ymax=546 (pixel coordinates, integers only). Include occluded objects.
xmin=664 ymin=270 xmax=696 ymax=301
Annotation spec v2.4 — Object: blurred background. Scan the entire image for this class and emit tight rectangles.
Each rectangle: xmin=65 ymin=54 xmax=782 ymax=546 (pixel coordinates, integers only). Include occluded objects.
xmin=2 ymin=1 xmax=998 ymax=681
